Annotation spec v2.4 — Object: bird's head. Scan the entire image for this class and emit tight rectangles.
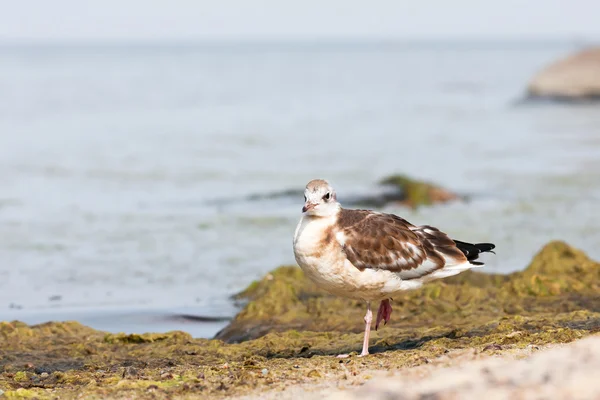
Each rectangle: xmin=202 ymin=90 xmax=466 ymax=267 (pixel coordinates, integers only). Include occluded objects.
xmin=302 ymin=179 xmax=340 ymax=217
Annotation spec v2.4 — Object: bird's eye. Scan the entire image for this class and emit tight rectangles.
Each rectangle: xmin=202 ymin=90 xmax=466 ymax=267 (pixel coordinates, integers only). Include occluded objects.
xmin=323 ymin=192 xmax=331 ymax=201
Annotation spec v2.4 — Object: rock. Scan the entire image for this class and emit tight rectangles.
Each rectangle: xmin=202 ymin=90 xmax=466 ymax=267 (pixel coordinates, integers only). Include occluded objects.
xmin=215 ymin=240 xmax=600 ymax=343
xmin=343 ymin=174 xmax=460 ymax=209
xmin=242 ymin=174 xmax=460 ymax=210
xmin=377 ymin=174 xmax=460 ymax=208
xmin=0 ymin=241 xmax=598 ymax=399
xmin=527 ymin=47 xmax=600 ymax=101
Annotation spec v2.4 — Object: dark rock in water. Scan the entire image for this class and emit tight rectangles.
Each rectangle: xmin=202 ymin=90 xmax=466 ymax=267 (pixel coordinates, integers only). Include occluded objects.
xmin=242 ymin=174 xmax=460 ymax=210
xmin=165 ymin=314 xmax=232 ymax=323
xmin=0 ymin=241 xmax=598 ymax=399
xmin=245 ymin=188 xmax=304 ymax=202
xmin=526 ymin=48 xmax=600 ymax=102
xmin=371 ymin=174 xmax=459 ymax=208
xmin=345 ymin=174 xmax=460 ymax=209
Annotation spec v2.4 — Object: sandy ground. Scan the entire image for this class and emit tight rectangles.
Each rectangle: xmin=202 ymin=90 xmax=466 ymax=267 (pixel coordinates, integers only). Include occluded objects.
xmin=237 ymin=335 xmax=600 ymax=400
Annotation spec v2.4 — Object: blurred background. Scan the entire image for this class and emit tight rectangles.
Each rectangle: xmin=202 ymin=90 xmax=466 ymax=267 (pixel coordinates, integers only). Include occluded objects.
xmin=1 ymin=0 xmax=600 ymax=337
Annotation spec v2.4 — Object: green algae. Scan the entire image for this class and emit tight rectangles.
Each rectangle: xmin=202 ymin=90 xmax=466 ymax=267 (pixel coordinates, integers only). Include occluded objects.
xmin=345 ymin=174 xmax=460 ymax=209
xmin=1 ymin=241 xmax=599 ymax=399
xmin=12 ymin=372 xmax=27 ymax=383
xmin=379 ymin=174 xmax=460 ymax=208
xmin=217 ymin=241 xmax=600 ymax=343
xmin=104 ymin=331 xmax=192 ymax=344
xmin=2 ymin=388 xmax=40 ymax=399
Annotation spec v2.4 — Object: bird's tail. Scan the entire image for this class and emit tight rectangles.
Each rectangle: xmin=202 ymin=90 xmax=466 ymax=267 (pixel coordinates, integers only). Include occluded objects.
xmin=453 ymin=240 xmax=496 ymax=265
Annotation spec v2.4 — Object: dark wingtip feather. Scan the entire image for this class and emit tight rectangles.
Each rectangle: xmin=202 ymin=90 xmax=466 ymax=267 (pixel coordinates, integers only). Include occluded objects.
xmin=474 ymin=243 xmax=495 ymax=252
xmin=453 ymin=240 xmax=496 ymax=263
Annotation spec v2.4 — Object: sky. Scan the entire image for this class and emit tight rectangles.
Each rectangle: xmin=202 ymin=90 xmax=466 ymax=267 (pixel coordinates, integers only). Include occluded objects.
xmin=2 ymin=0 xmax=600 ymax=42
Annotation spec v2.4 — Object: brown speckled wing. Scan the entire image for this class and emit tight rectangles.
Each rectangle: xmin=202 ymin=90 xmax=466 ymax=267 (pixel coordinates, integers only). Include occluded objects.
xmin=411 ymin=225 xmax=468 ymax=264
xmin=336 ymin=209 xmax=467 ymax=280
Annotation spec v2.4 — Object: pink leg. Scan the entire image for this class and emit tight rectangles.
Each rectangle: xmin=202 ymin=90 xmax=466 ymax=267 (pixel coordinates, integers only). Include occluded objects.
xmin=375 ymin=299 xmax=392 ymax=330
xmin=336 ymin=302 xmax=372 ymax=358
xmin=359 ymin=302 xmax=372 ymax=357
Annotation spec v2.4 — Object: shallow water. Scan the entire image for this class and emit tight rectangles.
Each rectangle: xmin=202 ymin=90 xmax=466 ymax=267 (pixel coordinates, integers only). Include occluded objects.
xmin=1 ymin=41 xmax=599 ymax=336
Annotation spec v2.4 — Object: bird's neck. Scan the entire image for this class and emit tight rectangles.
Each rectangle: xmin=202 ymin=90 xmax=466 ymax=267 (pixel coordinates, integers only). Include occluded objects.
xmin=306 ymin=203 xmax=341 ymax=219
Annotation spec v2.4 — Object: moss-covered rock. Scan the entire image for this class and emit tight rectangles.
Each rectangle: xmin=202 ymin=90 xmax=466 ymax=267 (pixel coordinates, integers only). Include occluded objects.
xmin=1 ymin=241 xmax=599 ymax=399
xmin=216 ymin=241 xmax=600 ymax=343
xmin=376 ymin=174 xmax=459 ymax=208
xmin=243 ymin=174 xmax=459 ymax=210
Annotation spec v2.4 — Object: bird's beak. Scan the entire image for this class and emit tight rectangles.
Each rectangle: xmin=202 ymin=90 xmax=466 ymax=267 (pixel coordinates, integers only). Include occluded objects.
xmin=302 ymin=202 xmax=317 ymax=213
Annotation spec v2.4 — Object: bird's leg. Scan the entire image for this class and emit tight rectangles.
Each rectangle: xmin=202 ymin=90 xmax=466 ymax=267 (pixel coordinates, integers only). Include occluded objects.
xmin=375 ymin=299 xmax=392 ymax=330
xmin=336 ymin=302 xmax=372 ymax=358
xmin=359 ymin=302 xmax=372 ymax=357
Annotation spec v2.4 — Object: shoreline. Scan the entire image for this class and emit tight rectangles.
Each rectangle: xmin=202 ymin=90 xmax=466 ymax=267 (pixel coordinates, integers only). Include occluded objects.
xmin=1 ymin=319 xmax=596 ymax=399
xmin=1 ymin=240 xmax=599 ymax=399
xmin=0 ymin=304 xmax=235 ymax=339
xmin=234 ymin=335 xmax=600 ymax=400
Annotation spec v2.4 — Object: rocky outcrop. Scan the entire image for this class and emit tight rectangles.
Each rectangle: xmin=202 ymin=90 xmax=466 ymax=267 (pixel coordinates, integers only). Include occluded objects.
xmin=0 ymin=241 xmax=599 ymax=399
xmin=332 ymin=174 xmax=460 ymax=209
xmin=244 ymin=174 xmax=460 ymax=210
xmin=527 ymin=47 xmax=600 ymax=101
xmin=216 ymin=241 xmax=600 ymax=343
xmin=375 ymin=174 xmax=460 ymax=208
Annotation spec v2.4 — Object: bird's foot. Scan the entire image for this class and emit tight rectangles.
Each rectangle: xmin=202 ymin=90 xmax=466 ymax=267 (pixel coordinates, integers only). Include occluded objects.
xmin=336 ymin=351 xmax=370 ymax=358
xmin=375 ymin=299 xmax=392 ymax=330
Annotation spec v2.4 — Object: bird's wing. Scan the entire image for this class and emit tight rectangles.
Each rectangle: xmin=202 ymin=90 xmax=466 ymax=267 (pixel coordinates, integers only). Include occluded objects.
xmin=336 ymin=209 xmax=467 ymax=280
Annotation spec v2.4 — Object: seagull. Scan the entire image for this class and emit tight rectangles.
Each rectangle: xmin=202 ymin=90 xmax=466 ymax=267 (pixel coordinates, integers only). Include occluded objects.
xmin=293 ymin=179 xmax=495 ymax=357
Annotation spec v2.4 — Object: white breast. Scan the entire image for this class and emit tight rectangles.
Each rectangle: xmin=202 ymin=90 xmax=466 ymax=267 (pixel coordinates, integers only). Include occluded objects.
xmin=293 ymin=215 xmax=344 ymax=289
xmin=293 ymin=215 xmax=426 ymax=302
xmin=293 ymin=215 xmax=335 ymax=263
